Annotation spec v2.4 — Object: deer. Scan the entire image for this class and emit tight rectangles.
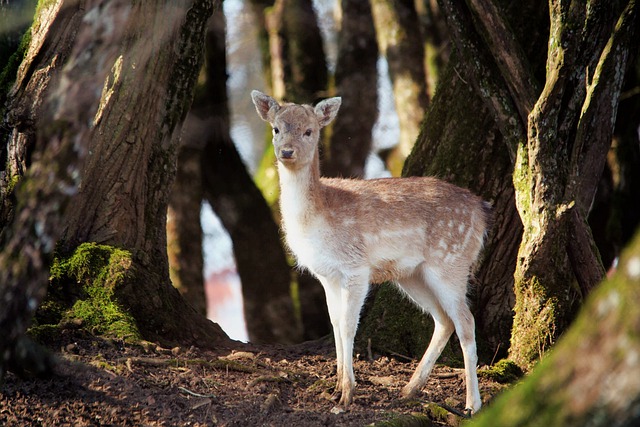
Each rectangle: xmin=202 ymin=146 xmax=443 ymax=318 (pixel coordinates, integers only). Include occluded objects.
xmin=251 ymin=90 xmax=492 ymax=415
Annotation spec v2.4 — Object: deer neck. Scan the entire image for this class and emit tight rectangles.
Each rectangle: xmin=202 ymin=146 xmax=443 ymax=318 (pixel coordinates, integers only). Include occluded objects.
xmin=277 ymin=150 xmax=323 ymax=227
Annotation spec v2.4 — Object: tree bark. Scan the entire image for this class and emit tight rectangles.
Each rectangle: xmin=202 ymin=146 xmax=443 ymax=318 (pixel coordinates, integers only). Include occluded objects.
xmin=359 ymin=0 xmax=551 ymax=359
xmin=0 ymin=1 xmax=231 ymax=381
xmin=324 ymin=0 xmax=378 ymax=179
xmin=167 ymin=143 xmax=206 ymax=316
xmin=509 ymin=0 xmax=636 ymax=367
xmin=437 ymin=0 xmax=636 ymax=367
xmin=370 ymin=0 xmax=429 ymax=175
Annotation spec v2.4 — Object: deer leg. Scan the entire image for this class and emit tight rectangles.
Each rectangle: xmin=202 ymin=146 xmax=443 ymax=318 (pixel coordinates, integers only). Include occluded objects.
xmin=397 ymin=276 xmax=455 ymax=398
xmin=450 ymin=302 xmax=482 ymax=414
xmin=318 ymin=276 xmax=344 ymax=400
xmin=334 ymin=278 xmax=370 ymax=411
xmin=402 ymin=313 xmax=454 ymax=398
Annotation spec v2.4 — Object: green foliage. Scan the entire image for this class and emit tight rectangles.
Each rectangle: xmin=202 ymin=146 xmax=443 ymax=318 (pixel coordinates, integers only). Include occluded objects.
xmin=40 ymin=242 xmax=141 ymax=341
xmin=478 ymin=359 xmax=523 ymax=384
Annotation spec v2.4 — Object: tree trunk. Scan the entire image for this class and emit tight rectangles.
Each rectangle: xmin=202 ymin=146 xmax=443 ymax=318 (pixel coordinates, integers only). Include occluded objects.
xmin=436 ymin=0 xmax=637 ymax=367
xmin=469 ymin=227 xmax=640 ymax=427
xmin=370 ymin=0 xmax=429 ymax=175
xmin=261 ymin=0 xmax=332 ymax=340
xmin=415 ymin=0 xmax=450 ymax=98
xmin=323 ymin=0 xmax=378 ymax=179
xmin=196 ymin=8 xmax=302 ymax=344
xmin=167 ymin=143 xmax=206 ymax=316
xmin=0 ymin=1 xmax=230 ymax=380
xmin=358 ymin=0 xmax=551 ymax=359
xmin=509 ymin=0 xmax=637 ymax=367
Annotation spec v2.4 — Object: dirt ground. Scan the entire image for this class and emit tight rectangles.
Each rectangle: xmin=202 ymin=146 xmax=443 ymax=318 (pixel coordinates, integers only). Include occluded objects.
xmin=0 ymin=329 xmax=506 ymax=426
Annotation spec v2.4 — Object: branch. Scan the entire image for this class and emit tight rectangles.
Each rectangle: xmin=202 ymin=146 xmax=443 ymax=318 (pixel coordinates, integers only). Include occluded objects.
xmin=569 ymin=0 xmax=639 ymax=215
xmin=465 ymin=0 xmax=540 ymax=117
xmin=437 ymin=0 xmax=525 ymax=162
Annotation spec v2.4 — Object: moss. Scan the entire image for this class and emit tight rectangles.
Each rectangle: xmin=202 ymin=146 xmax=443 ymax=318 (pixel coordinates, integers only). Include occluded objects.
xmin=372 ymin=412 xmax=434 ymax=427
xmin=478 ymin=359 xmax=523 ymax=384
xmin=39 ymin=242 xmax=141 ymax=342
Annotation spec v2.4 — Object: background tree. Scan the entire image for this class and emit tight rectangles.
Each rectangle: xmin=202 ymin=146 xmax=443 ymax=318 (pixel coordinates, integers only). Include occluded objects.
xmin=259 ymin=0 xmax=333 ymax=340
xmin=0 ymin=0 xmax=231 ymax=381
xmin=167 ymin=126 xmax=206 ymax=316
xmin=324 ymin=0 xmax=378 ymax=179
xmin=195 ymin=7 xmax=302 ymax=343
xmin=370 ymin=0 xmax=429 ymax=175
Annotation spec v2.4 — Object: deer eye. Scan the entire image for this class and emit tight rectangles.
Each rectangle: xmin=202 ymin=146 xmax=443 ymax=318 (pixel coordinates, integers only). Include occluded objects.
xmin=273 ymin=127 xmax=280 ymax=135
xmin=304 ymin=129 xmax=312 ymax=137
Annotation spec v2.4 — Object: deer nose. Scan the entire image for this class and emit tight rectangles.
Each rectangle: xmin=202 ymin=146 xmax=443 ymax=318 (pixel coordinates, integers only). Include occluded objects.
xmin=281 ymin=149 xmax=294 ymax=159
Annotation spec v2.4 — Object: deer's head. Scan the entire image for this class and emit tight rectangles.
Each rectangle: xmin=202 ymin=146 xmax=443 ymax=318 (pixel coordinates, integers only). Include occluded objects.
xmin=251 ymin=91 xmax=341 ymax=170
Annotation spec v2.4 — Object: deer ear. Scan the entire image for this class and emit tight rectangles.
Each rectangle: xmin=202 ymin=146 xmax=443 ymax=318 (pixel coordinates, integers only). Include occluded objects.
xmin=315 ymin=97 xmax=341 ymax=128
xmin=251 ymin=90 xmax=280 ymax=122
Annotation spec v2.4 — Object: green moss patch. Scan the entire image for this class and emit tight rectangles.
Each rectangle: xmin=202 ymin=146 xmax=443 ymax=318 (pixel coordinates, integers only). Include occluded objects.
xmin=478 ymin=359 xmax=523 ymax=384
xmin=35 ymin=242 xmax=141 ymax=342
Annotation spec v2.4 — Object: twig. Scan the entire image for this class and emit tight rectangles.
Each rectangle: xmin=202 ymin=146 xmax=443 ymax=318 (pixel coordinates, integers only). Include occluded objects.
xmin=437 ymin=402 xmax=471 ymax=419
xmin=490 ymin=343 xmax=501 ymax=366
xmin=178 ymin=386 xmax=216 ymax=399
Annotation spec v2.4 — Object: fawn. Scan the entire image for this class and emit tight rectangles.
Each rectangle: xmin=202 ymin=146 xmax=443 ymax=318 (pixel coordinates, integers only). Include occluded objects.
xmin=251 ymin=90 xmax=492 ymax=414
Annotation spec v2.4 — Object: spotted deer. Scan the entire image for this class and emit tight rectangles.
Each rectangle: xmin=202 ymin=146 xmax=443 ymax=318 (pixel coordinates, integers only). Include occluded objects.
xmin=251 ymin=90 xmax=492 ymax=414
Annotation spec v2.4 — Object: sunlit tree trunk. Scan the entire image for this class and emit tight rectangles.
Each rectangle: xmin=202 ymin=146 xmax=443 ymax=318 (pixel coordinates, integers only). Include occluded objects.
xmin=509 ymin=0 xmax=637 ymax=367
xmin=359 ymin=0 xmax=549 ymax=359
xmin=323 ymin=0 xmax=378 ymax=179
xmin=370 ymin=0 xmax=429 ymax=175
xmin=438 ymin=0 xmax=637 ymax=367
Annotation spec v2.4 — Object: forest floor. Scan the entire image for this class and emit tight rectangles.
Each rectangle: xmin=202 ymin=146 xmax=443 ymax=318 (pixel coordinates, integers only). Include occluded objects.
xmin=0 ymin=329 xmax=508 ymax=426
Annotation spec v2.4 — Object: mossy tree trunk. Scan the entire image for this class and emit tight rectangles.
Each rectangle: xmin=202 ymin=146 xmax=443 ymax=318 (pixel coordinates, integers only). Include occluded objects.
xmin=194 ymin=9 xmax=302 ymax=344
xmin=58 ymin=0 xmax=230 ymax=348
xmin=438 ymin=0 xmax=638 ymax=367
xmin=324 ymin=0 xmax=378 ymax=179
xmin=468 ymin=227 xmax=640 ymax=427
xmin=1 ymin=0 xmax=231 ymax=380
xmin=509 ymin=0 xmax=638 ymax=367
xmin=370 ymin=0 xmax=429 ymax=175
